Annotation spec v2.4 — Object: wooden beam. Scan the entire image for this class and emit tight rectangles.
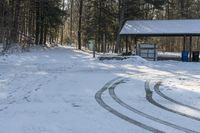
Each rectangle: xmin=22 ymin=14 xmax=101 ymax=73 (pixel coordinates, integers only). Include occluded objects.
xmin=183 ymin=35 xmax=186 ymax=51
xmin=134 ymin=37 xmax=137 ymax=46
xmin=126 ymin=36 xmax=128 ymax=54
xmin=189 ymin=36 xmax=192 ymax=62
xmin=135 ymin=37 xmax=138 ymax=55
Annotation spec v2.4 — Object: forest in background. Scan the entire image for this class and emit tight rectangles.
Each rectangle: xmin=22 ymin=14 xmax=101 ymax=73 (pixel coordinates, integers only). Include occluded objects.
xmin=1 ymin=0 xmax=200 ymax=53
xmin=0 ymin=0 xmax=65 ymax=52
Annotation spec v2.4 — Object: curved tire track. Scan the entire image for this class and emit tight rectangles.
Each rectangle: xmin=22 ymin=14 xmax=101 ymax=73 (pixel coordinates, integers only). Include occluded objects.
xmin=154 ymin=82 xmax=200 ymax=112
xmin=145 ymin=81 xmax=200 ymax=121
xmin=109 ymin=80 xmax=198 ymax=133
xmin=0 ymin=106 xmax=8 ymax=112
xmin=95 ymin=77 xmax=164 ymax=133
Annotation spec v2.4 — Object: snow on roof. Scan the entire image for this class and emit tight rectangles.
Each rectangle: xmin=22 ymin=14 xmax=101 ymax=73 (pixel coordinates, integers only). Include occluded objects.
xmin=120 ymin=19 xmax=200 ymax=36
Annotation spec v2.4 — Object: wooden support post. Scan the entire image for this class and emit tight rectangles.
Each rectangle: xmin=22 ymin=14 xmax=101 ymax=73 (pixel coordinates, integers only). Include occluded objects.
xmin=126 ymin=35 xmax=128 ymax=54
xmin=189 ymin=36 xmax=192 ymax=62
xmin=135 ymin=37 xmax=138 ymax=55
xmin=118 ymin=35 xmax=121 ymax=53
xmin=93 ymin=41 xmax=96 ymax=58
xmin=135 ymin=37 xmax=137 ymax=46
xmin=103 ymin=34 xmax=106 ymax=54
xmin=183 ymin=35 xmax=186 ymax=51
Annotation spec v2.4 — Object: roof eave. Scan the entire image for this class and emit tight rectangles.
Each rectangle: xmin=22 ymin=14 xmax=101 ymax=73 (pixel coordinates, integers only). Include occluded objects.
xmin=119 ymin=33 xmax=200 ymax=37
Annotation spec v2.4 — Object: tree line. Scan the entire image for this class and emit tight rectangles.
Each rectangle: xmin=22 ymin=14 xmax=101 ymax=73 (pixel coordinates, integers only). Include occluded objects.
xmin=66 ymin=0 xmax=200 ymax=53
xmin=1 ymin=0 xmax=200 ymax=53
xmin=0 ymin=0 xmax=65 ymax=52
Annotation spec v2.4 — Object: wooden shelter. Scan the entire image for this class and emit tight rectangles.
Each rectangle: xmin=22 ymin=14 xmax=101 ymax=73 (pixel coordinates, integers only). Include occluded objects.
xmin=120 ymin=19 xmax=200 ymax=61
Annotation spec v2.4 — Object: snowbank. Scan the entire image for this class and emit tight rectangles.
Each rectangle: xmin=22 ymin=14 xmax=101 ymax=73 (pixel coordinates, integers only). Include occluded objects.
xmin=100 ymin=55 xmax=149 ymax=65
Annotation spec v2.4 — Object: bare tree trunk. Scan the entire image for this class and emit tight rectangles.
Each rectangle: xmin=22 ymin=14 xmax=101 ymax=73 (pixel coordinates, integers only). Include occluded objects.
xmin=116 ymin=0 xmax=125 ymax=53
xmin=78 ymin=0 xmax=83 ymax=50
xmin=60 ymin=0 xmax=65 ymax=45
xmin=70 ymin=0 xmax=74 ymax=44
xmin=39 ymin=10 xmax=44 ymax=45
xmin=44 ymin=23 xmax=47 ymax=45
xmin=35 ymin=0 xmax=40 ymax=45
xmin=10 ymin=0 xmax=21 ymax=43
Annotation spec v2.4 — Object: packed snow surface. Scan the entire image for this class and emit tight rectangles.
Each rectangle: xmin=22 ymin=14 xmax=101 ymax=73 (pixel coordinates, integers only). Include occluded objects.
xmin=0 ymin=46 xmax=200 ymax=133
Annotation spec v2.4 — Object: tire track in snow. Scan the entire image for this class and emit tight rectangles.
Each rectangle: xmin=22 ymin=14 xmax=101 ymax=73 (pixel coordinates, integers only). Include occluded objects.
xmin=109 ymin=79 xmax=198 ymax=133
xmin=95 ymin=77 xmax=164 ymax=133
xmin=145 ymin=81 xmax=200 ymax=121
xmin=154 ymin=82 xmax=200 ymax=112
xmin=0 ymin=106 xmax=8 ymax=112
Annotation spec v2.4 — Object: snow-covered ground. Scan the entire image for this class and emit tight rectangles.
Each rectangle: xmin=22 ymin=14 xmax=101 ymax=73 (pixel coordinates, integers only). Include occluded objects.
xmin=0 ymin=46 xmax=200 ymax=133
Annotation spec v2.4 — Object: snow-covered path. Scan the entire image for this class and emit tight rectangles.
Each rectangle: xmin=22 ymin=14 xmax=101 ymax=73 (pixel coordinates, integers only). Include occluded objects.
xmin=0 ymin=46 xmax=200 ymax=133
